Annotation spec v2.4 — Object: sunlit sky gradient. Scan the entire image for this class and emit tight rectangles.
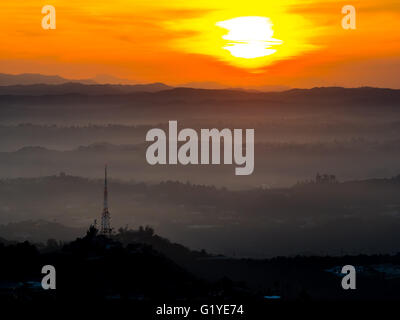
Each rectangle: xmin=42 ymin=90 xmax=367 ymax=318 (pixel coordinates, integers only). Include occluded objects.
xmin=1 ymin=0 xmax=400 ymax=88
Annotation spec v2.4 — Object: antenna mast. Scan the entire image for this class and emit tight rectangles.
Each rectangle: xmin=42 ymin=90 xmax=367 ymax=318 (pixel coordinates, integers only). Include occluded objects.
xmin=100 ymin=165 xmax=112 ymax=236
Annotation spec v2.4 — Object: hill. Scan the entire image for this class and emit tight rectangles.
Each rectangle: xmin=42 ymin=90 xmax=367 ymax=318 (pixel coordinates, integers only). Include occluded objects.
xmin=0 ymin=73 xmax=96 ymax=86
xmin=0 ymin=82 xmax=172 ymax=96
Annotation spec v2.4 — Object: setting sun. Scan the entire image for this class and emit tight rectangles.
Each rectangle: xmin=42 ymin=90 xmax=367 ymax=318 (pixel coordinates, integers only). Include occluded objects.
xmin=216 ymin=16 xmax=282 ymax=59
xmin=165 ymin=3 xmax=320 ymax=72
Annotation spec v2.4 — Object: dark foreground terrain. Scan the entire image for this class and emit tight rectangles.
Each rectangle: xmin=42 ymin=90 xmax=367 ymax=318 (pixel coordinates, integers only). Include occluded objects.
xmin=1 ymin=226 xmax=400 ymax=307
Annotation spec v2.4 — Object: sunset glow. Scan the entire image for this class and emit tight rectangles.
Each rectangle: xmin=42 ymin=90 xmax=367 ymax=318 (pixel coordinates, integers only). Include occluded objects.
xmin=0 ymin=0 xmax=400 ymax=87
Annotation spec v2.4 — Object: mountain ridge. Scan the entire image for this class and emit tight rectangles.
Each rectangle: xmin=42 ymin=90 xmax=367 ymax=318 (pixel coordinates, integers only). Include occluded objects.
xmin=0 ymin=73 xmax=96 ymax=85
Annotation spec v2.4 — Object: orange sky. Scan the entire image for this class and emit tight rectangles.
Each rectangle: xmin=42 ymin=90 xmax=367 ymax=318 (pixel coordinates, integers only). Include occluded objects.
xmin=1 ymin=0 xmax=400 ymax=88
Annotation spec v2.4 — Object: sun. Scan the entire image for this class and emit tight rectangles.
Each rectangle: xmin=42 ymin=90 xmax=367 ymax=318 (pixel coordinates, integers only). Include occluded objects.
xmin=165 ymin=8 xmax=318 ymax=71
xmin=216 ymin=16 xmax=283 ymax=59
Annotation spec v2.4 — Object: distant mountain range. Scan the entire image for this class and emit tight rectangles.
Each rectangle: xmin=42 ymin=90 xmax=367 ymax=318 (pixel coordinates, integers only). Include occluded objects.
xmin=180 ymin=81 xmax=290 ymax=92
xmin=1 ymin=85 xmax=398 ymax=108
xmin=0 ymin=74 xmax=400 ymax=111
xmin=0 ymin=73 xmax=171 ymax=92
xmin=0 ymin=73 xmax=291 ymax=92
xmin=0 ymin=73 xmax=96 ymax=85
xmin=0 ymin=81 xmax=172 ymax=95
xmin=0 ymin=73 xmax=150 ymax=85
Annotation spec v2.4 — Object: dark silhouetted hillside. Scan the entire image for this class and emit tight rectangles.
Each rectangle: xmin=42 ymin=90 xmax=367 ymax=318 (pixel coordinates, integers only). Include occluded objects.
xmin=0 ymin=82 xmax=171 ymax=96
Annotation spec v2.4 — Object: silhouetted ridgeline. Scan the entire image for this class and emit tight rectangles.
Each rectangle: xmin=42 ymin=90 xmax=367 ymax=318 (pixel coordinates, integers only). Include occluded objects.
xmin=0 ymin=82 xmax=171 ymax=96
xmin=1 ymin=226 xmax=400 ymax=302
xmin=0 ymin=227 xmax=214 ymax=302
xmin=0 ymin=73 xmax=96 ymax=86
xmin=1 ymin=86 xmax=400 ymax=110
